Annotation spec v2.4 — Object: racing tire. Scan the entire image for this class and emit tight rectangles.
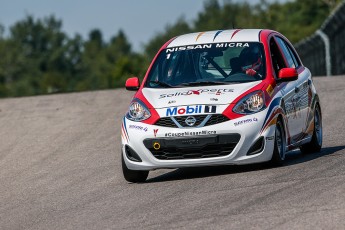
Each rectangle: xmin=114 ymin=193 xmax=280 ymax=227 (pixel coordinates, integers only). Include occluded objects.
xmin=269 ymin=119 xmax=286 ymax=166
xmin=122 ymin=154 xmax=149 ymax=183
xmin=300 ymin=105 xmax=322 ymax=154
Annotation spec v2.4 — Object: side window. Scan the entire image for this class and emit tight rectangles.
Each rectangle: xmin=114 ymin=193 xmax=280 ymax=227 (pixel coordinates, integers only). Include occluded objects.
xmin=275 ymin=37 xmax=295 ymax=68
xmin=269 ymin=37 xmax=286 ymax=78
xmin=285 ymin=42 xmax=301 ymax=67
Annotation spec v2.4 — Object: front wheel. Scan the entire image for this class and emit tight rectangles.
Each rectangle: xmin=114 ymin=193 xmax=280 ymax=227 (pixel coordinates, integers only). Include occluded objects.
xmin=122 ymin=154 xmax=149 ymax=183
xmin=300 ymin=105 xmax=322 ymax=154
xmin=270 ymin=119 xmax=286 ymax=166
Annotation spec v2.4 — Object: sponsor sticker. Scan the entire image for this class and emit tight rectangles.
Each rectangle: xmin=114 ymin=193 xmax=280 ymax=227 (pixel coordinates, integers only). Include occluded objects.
xmin=234 ymin=117 xmax=258 ymax=126
xmin=165 ymin=43 xmax=250 ymax=53
xmin=166 ymin=105 xmax=217 ymax=116
xmin=165 ymin=130 xmax=216 ymax=137
xmin=266 ymin=84 xmax=274 ymax=97
xmin=159 ymin=88 xmax=233 ymax=99
xmin=128 ymin=125 xmax=148 ymax=132
xmin=153 ymin=129 xmax=159 ymax=137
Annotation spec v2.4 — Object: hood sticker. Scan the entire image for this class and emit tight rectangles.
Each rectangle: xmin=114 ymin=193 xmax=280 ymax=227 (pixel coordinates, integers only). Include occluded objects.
xmin=159 ymin=88 xmax=234 ymax=99
xmin=166 ymin=105 xmax=217 ymax=116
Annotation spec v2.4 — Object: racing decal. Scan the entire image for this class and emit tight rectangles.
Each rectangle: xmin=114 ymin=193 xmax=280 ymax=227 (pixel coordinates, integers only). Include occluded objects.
xmin=165 ymin=43 xmax=249 ymax=53
xmin=121 ymin=132 xmax=126 ymax=143
xmin=153 ymin=129 xmax=159 ymax=137
xmin=213 ymin=30 xmax=224 ymax=41
xmin=304 ymin=117 xmax=315 ymax=136
xmin=261 ymin=97 xmax=281 ymax=128
xmin=308 ymin=83 xmax=312 ymax=105
xmin=262 ymin=116 xmax=278 ymax=132
xmin=284 ymin=83 xmax=308 ymax=120
xmin=260 ymin=97 xmax=288 ymax=136
xmin=128 ymin=124 xmax=148 ymax=132
xmin=166 ymin=105 xmax=217 ymax=116
xmin=260 ymin=106 xmax=292 ymax=146
xmin=290 ymin=96 xmax=302 ymax=119
xmin=303 ymin=85 xmax=314 ymax=134
xmin=266 ymin=84 xmax=274 ymax=97
xmin=195 ymin=32 xmax=205 ymax=41
xmin=234 ymin=117 xmax=258 ymax=127
xmin=159 ymin=88 xmax=234 ymax=99
xmin=165 ymin=130 xmax=216 ymax=137
xmin=304 ymin=95 xmax=317 ymax=136
xmin=121 ymin=118 xmax=129 ymax=142
xmin=230 ymin=29 xmax=241 ymax=40
xmin=166 ymin=44 xmax=212 ymax=52
xmin=204 ymin=105 xmax=217 ymax=113
xmin=215 ymin=43 xmax=249 ymax=48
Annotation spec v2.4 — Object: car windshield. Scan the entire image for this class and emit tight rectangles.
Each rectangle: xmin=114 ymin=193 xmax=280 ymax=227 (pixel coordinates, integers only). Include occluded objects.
xmin=145 ymin=42 xmax=266 ymax=88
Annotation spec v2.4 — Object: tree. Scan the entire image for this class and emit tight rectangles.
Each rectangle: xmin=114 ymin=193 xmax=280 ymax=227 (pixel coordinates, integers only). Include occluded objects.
xmin=145 ymin=18 xmax=191 ymax=60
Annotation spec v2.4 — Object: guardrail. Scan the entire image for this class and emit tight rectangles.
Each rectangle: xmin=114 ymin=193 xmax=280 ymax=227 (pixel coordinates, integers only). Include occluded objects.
xmin=295 ymin=1 xmax=345 ymax=76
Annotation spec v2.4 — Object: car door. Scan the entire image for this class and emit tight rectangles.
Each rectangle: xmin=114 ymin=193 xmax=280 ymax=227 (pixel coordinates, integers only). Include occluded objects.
xmin=274 ymin=36 xmax=310 ymax=143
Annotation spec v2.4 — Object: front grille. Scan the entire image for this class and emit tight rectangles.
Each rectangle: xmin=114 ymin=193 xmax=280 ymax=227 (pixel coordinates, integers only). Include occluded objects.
xmin=174 ymin=115 xmax=207 ymax=127
xmin=205 ymin=114 xmax=230 ymax=126
xmin=155 ymin=117 xmax=178 ymax=128
xmin=154 ymin=114 xmax=229 ymax=128
xmin=144 ymin=134 xmax=240 ymax=160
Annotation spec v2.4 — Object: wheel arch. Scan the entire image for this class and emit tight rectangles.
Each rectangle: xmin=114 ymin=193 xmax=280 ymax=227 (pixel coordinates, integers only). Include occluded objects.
xmin=313 ymin=94 xmax=322 ymax=118
xmin=277 ymin=97 xmax=291 ymax=148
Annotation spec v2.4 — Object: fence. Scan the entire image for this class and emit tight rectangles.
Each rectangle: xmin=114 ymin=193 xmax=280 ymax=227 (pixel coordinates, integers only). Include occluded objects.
xmin=295 ymin=1 xmax=345 ymax=76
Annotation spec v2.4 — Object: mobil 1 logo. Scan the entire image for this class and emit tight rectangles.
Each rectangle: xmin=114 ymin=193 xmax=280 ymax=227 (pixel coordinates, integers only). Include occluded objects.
xmin=166 ymin=105 xmax=217 ymax=116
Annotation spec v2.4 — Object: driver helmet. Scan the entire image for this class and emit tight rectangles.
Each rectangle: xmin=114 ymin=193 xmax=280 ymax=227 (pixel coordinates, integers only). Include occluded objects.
xmin=239 ymin=45 xmax=262 ymax=73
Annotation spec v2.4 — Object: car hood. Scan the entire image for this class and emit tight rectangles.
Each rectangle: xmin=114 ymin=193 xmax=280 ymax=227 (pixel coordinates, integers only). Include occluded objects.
xmin=142 ymin=81 xmax=262 ymax=108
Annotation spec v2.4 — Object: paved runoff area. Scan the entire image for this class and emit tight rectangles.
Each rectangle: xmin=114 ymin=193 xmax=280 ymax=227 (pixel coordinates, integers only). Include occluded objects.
xmin=0 ymin=76 xmax=345 ymax=229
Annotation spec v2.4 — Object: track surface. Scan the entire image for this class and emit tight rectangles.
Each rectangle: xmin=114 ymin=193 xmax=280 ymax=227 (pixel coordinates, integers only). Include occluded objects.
xmin=0 ymin=76 xmax=345 ymax=229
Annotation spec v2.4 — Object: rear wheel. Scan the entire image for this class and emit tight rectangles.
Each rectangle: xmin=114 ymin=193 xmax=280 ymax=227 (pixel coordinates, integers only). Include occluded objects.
xmin=122 ymin=154 xmax=149 ymax=183
xmin=300 ymin=105 xmax=322 ymax=154
xmin=270 ymin=119 xmax=286 ymax=166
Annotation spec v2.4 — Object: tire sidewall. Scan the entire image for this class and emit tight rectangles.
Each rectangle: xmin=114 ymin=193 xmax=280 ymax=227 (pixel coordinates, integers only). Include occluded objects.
xmin=271 ymin=119 xmax=286 ymax=165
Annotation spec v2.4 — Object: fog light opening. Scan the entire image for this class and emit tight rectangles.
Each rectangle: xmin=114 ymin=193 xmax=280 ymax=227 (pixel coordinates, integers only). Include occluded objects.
xmin=247 ymin=136 xmax=265 ymax=156
xmin=125 ymin=145 xmax=142 ymax=162
xmin=153 ymin=142 xmax=161 ymax=150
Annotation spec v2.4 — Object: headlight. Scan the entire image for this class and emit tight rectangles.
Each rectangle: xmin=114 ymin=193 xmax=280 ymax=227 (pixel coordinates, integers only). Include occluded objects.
xmin=233 ymin=90 xmax=266 ymax=114
xmin=126 ymin=100 xmax=151 ymax=121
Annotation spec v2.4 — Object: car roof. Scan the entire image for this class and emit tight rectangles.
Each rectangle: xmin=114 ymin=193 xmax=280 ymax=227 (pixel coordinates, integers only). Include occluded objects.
xmin=167 ymin=29 xmax=263 ymax=48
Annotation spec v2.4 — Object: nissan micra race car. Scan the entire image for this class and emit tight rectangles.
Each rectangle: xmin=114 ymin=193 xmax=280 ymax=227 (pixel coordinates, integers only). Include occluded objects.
xmin=121 ymin=29 xmax=322 ymax=182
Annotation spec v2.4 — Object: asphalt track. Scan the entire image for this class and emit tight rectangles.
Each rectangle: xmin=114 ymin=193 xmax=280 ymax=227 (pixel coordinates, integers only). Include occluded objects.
xmin=0 ymin=76 xmax=345 ymax=229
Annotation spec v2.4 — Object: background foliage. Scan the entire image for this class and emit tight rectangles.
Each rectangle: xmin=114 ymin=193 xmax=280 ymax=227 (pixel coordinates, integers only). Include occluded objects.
xmin=0 ymin=0 xmax=341 ymax=97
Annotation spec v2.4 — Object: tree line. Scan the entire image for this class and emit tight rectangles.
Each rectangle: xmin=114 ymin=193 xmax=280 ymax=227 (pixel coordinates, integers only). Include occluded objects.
xmin=0 ymin=0 xmax=340 ymax=98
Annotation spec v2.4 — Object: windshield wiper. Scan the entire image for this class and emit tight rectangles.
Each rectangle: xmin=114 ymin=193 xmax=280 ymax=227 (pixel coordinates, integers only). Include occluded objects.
xmin=148 ymin=80 xmax=175 ymax=88
xmin=179 ymin=81 xmax=228 ymax=86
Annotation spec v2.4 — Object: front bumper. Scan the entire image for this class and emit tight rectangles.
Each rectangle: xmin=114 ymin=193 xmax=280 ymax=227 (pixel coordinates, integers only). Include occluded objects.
xmin=121 ymin=111 xmax=276 ymax=170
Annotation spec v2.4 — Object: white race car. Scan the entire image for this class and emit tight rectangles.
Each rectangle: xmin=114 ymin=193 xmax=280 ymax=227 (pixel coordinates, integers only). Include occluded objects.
xmin=121 ymin=29 xmax=322 ymax=182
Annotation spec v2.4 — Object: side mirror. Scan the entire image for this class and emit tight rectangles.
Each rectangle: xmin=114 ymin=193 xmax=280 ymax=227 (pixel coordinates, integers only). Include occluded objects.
xmin=125 ymin=77 xmax=140 ymax=91
xmin=278 ymin=68 xmax=298 ymax=82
